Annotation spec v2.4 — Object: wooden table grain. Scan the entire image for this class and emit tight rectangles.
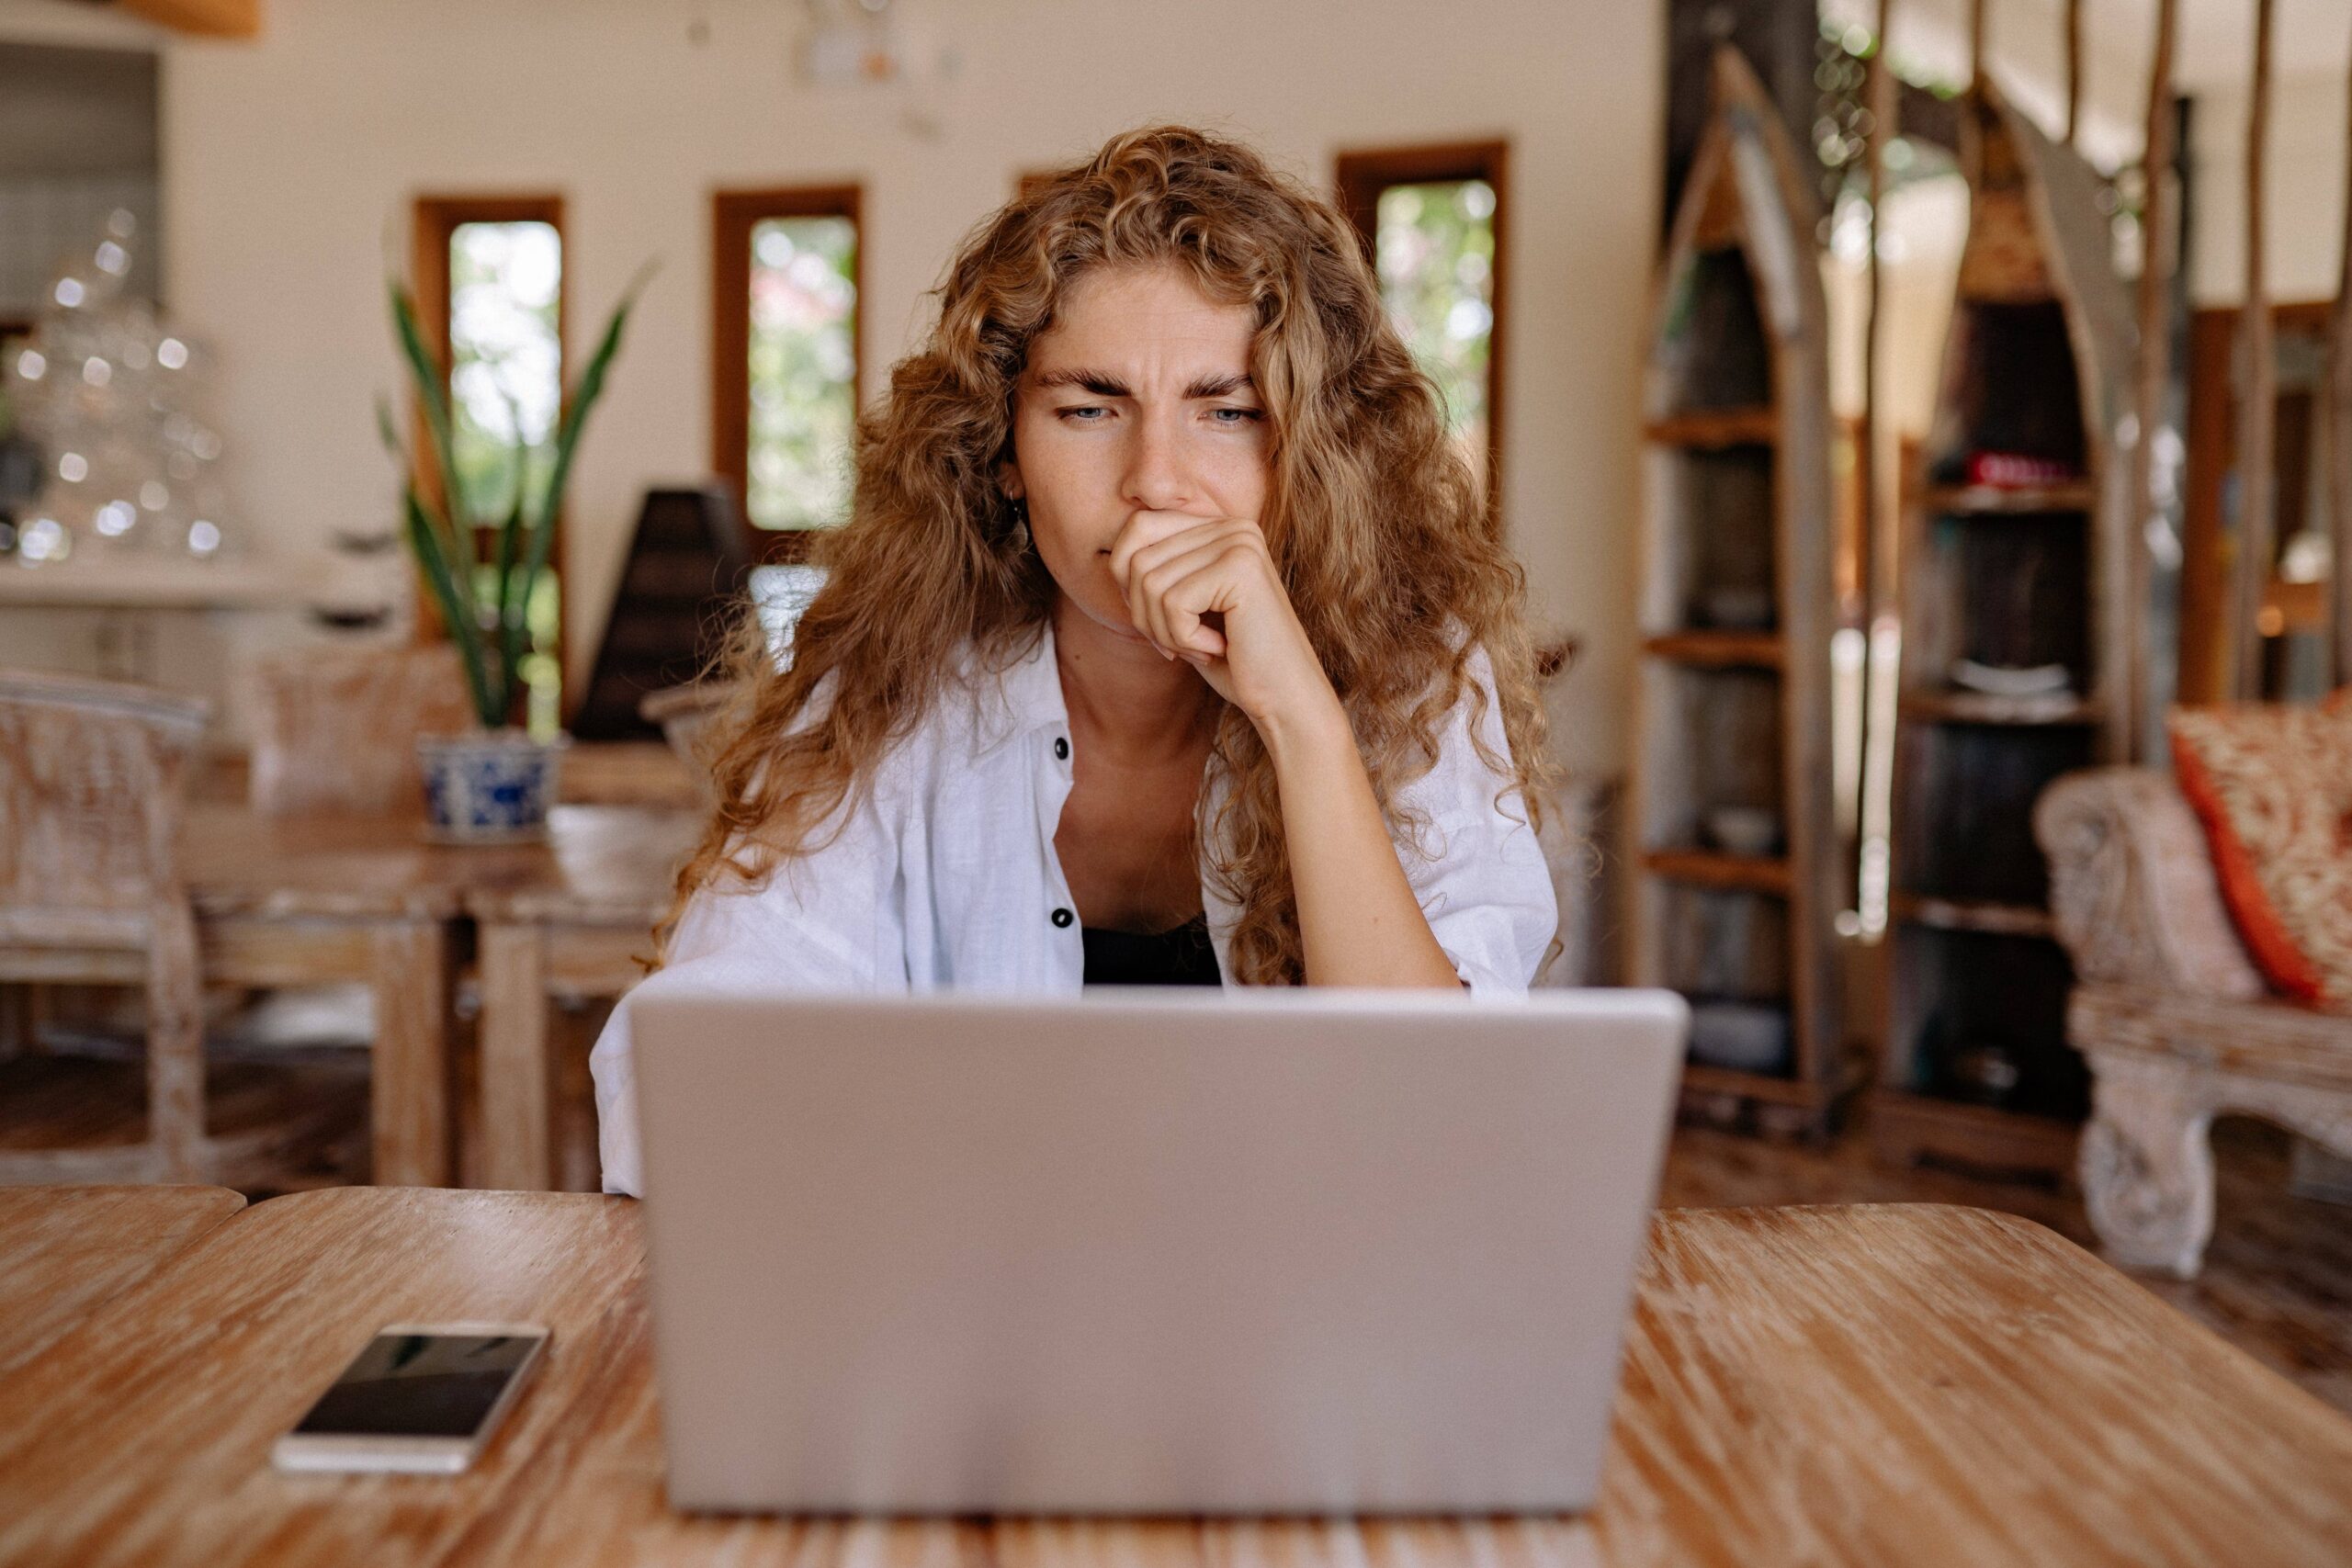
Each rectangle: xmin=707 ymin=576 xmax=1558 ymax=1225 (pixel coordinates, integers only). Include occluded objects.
xmin=177 ymin=803 xmax=695 ymax=1189
xmin=3 ymin=1193 xmax=2348 ymax=1566
xmin=464 ymin=807 xmax=697 ymax=1191
xmin=0 ymin=1183 xmax=244 ymax=1379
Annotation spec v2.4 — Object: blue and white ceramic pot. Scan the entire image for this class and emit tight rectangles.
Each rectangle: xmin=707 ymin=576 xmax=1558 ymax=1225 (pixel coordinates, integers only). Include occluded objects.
xmin=416 ymin=729 xmax=568 ymax=844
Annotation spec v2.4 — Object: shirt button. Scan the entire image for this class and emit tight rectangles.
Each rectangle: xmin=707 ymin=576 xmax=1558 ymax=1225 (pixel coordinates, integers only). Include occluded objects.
xmin=1050 ymin=908 xmax=1074 ymax=928
xmin=1053 ymin=737 xmax=1069 ymax=761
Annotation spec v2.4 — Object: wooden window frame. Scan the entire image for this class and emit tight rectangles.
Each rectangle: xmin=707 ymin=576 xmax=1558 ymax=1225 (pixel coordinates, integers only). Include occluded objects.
xmin=1333 ymin=140 xmax=1510 ymax=518
xmin=408 ymin=193 xmax=570 ymax=684
xmin=711 ymin=184 xmax=864 ymax=564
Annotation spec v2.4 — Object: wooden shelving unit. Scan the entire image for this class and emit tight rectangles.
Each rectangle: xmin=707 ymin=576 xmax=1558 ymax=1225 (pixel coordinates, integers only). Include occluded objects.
xmin=1629 ymin=48 xmax=1848 ymax=1138
xmin=1868 ymin=79 xmax=2138 ymax=1179
xmin=1645 ymin=407 xmax=1781 ymax=449
xmin=1642 ymin=631 xmax=1785 ymax=669
xmin=1921 ymin=482 xmax=2099 ymax=515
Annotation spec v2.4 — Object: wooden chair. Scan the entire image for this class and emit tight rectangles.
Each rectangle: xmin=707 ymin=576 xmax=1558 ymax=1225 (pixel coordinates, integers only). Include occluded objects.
xmin=214 ymin=643 xmax=473 ymax=1065
xmin=242 ymin=642 xmax=472 ymax=817
xmin=0 ymin=671 xmax=214 ymax=1183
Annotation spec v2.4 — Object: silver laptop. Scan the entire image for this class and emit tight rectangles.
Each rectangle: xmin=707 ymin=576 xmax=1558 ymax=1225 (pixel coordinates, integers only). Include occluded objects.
xmin=632 ymin=987 xmax=1686 ymax=1515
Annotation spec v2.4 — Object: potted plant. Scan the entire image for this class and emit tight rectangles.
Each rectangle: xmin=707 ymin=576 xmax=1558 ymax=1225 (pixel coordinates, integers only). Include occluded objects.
xmin=379 ymin=265 xmax=649 ymax=842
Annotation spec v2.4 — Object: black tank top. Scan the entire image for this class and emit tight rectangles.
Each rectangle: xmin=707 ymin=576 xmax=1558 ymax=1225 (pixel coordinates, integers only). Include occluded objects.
xmin=1080 ymin=913 xmax=1221 ymax=987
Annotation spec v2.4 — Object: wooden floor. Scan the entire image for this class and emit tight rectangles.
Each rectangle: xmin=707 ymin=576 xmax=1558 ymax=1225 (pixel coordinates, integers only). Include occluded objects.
xmin=4 ymin=1043 xmax=2348 ymax=1417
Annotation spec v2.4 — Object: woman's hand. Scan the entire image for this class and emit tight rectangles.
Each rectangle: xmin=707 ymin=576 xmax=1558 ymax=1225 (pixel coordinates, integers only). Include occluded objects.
xmin=1109 ymin=506 xmax=1462 ymax=990
xmin=1107 ymin=509 xmax=1343 ymax=742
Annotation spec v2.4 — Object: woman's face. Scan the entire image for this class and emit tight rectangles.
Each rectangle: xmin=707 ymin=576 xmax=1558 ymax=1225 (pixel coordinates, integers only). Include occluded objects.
xmin=1005 ymin=263 xmax=1272 ymax=649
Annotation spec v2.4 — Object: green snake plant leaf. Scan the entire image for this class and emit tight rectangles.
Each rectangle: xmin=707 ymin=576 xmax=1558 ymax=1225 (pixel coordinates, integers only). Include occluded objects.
xmin=387 ymin=256 xmax=653 ymax=730
xmin=388 ymin=280 xmax=465 ymax=529
xmin=512 ymin=260 xmax=658 ymax=644
xmin=402 ymin=484 xmax=499 ymax=728
xmin=494 ymin=389 xmax=532 ymax=701
xmin=376 ymin=389 xmax=465 ymax=566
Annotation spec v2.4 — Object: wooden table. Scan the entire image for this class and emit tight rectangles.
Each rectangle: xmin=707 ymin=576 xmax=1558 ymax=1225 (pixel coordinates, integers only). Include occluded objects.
xmin=466 ymin=807 xmax=697 ymax=1190
xmin=5 ymin=1193 xmax=2349 ymax=1566
xmin=179 ymin=804 xmax=694 ymax=1189
xmin=0 ymin=1184 xmax=244 ymax=1380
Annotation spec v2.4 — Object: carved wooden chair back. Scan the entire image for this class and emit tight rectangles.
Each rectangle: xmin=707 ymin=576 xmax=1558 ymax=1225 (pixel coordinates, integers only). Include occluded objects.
xmin=0 ymin=671 xmax=210 ymax=1184
xmin=243 ymin=642 xmax=473 ymax=817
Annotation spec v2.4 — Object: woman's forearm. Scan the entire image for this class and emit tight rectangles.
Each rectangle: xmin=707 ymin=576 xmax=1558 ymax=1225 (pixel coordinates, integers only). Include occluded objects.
xmin=1256 ymin=696 xmax=1462 ymax=988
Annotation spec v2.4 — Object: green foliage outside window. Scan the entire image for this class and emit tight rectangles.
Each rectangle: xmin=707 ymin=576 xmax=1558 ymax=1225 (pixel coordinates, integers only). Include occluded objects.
xmin=1374 ymin=179 xmax=1495 ymax=486
xmin=447 ymin=220 xmax=565 ymax=728
xmin=748 ymin=216 xmax=857 ymax=532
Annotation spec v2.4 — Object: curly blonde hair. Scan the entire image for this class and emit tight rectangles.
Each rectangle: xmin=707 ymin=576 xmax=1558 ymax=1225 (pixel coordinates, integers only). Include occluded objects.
xmin=662 ymin=123 xmax=1554 ymax=983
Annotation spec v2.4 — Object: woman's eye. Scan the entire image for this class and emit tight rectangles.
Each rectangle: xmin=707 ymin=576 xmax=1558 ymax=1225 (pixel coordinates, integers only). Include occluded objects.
xmin=1056 ymin=405 xmax=1110 ymax=423
xmin=1208 ymin=407 xmax=1265 ymax=427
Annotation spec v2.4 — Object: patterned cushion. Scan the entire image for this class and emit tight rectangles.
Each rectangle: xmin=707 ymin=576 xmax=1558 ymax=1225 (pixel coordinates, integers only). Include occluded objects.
xmin=2169 ymin=700 xmax=2352 ymax=1010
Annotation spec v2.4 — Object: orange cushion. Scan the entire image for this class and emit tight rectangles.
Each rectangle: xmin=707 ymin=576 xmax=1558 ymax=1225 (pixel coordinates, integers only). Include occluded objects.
xmin=2169 ymin=700 xmax=2352 ymax=1010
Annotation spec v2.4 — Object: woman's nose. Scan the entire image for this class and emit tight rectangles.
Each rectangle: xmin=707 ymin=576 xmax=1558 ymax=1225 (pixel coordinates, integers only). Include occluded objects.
xmin=1120 ymin=410 xmax=1196 ymax=513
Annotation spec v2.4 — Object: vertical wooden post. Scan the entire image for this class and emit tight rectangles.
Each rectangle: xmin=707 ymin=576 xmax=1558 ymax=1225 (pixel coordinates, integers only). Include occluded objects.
xmin=369 ymin=919 xmax=454 ymax=1187
xmin=480 ymin=921 xmax=556 ymax=1192
xmin=1861 ymin=4 xmax=1889 ymax=639
xmin=1969 ymin=0 xmax=1987 ymax=91
xmin=2233 ymin=0 xmax=2278 ymax=698
xmin=2330 ymin=39 xmax=2352 ymax=688
xmin=1856 ymin=0 xmax=1902 ymax=943
xmin=2126 ymin=0 xmax=2179 ymax=753
xmin=2065 ymin=0 xmax=2083 ymax=146
xmin=144 ymin=904 xmax=207 ymax=1184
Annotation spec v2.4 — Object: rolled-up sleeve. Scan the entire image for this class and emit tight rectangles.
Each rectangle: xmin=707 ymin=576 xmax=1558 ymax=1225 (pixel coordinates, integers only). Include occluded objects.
xmin=589 ymin=779 xmax=901 ymax=1197
xmin=1390 ymin=648 xmax=1559 ymax=997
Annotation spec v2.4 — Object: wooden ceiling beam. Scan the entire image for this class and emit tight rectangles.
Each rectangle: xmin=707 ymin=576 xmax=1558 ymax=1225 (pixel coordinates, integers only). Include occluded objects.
xmin=114 ymin=0 xmax=260 ymax=39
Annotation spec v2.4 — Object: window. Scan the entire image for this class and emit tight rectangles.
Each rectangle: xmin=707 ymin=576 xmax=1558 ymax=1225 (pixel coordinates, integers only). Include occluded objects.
xmin=412 ymin=195 xmax=566 ymax=730
xmin=713 ymin=186 xmax=861 ymax=561
xmin=1335 ymin=141 xmax=1509 ymax=511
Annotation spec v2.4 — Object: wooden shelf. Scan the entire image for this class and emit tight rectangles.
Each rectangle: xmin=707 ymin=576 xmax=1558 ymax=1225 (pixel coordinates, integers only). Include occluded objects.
xmin=1874 ymin=81 xmax=2136 ymax=1159
xmin=1892 ymin=895 xmax=2056 ymax=940
xmin=1631 ymin=48 xmax=1840 ymax=1145
xmin=1680 ymin=1038 xmax=1872 ymax=1139
xmin=1679 ymin=1064 xmax=1834 ymax=1140
xmin=1645 ymin=407 xmax=1779 ymax=449
xmin=0 ymin=556 xmax=314 ymax=609
xmin=1643 ymin=849 xmax=1791 ymax=896
xmin=1899 ymin=690 xmax=2102 ymax=727
xmin=1868 ymin=1089 xmax=2079 ymax=1179
xmin=1682 ymin=1063 xmax=1819 ymax=1107
xmin=1923 ymin=483 xmax=2095 ymax=515
xmin=1643 ymin=631 xmax=1784 ymax=669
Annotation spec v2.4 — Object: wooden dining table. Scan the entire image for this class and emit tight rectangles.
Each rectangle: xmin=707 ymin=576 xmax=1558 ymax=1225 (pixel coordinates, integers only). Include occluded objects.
xmin=0 ymin=1182 xmax=244 ymax=1379
xmin=3 ymin=1190 xmax=2349 ymax=1567
xmin=179 ymin=802 xmax=696 ymax=1189
xmin=466 ymin=807 xmax=699 ymax=1191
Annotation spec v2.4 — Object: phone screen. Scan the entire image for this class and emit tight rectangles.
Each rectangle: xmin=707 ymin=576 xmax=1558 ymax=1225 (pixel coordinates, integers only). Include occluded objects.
xmin=291 ymin=1333 xmax=540 ymax=1439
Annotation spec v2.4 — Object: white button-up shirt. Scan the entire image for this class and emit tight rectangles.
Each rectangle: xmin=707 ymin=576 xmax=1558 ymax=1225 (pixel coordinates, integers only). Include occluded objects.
xmin=590 ymin=622 xmax=1557 ymax=1194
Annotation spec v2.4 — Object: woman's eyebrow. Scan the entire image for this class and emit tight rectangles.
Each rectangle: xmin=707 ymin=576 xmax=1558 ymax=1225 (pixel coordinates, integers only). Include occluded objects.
xmin=1028 ymin=368 xmax=1255 ymax=400
xmin=1031 ymin=367 xmax=1132 ymax=396
xmin=1183 ymin=371 xmax=1255 ymax=400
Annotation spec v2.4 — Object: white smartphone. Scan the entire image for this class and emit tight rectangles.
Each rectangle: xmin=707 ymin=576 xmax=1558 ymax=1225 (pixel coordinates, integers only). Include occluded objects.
xmin=271 ymin=1323 xmax=550 ymax=1474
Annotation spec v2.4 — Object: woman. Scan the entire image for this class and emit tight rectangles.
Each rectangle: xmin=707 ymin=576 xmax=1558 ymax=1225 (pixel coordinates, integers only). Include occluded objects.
xmin=592 ymin=125 xmax=1558 ymax=1195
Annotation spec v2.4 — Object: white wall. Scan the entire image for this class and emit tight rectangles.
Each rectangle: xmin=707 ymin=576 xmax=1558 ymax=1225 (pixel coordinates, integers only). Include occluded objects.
xmin=94 ymin=0 xmax=1662 ymax=776
xmin=2188 ymin=70 xmax=2349 ymax=308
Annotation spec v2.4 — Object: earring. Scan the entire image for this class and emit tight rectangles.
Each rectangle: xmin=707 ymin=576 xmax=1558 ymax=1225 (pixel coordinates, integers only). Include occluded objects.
xmin=1004 ymin=495 xmax=1031 ymax=556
